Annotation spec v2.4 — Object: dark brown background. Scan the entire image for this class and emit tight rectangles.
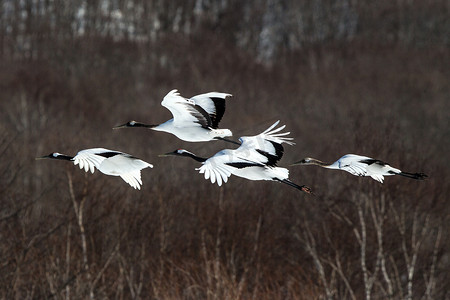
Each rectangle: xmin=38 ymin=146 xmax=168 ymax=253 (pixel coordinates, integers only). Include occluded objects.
xmin=1 ymin=1 xmax=448 ymax=298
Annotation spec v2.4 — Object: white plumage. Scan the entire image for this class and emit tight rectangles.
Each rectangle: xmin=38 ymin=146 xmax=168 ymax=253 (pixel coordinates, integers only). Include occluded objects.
xmin=161 ymin=121 xmax=312 ymax=193
xmin=114 ymin=89 xmax=233 ymax=142
xmin=291 ymin=154 xmax=427 ymax=183
xmin=37 ymin=148 xmax=153 ymax=189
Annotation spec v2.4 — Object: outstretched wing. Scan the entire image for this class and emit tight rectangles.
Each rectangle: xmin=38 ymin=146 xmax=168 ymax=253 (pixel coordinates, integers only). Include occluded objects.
xmin=196 ymin=151 xmax=234 ymax=186
xmin=190 ymin=92 xmax=231 ymax=129
xmin=237 ymin=120 xmax=294 ymax=166
xmin=161 ymin=89 xmax=213 ymax=128
xmin=99 ymin=153 xmax=153 ymax=189
xmin=120 ymin=171 xmax=144 ymax=190
xmin=73 ymin=148 xmax=110 ymax=173
xmin=196 ymin=149 xmax=263 ymax=186
xmin=337 ymin=155 xmax=372 ymax=177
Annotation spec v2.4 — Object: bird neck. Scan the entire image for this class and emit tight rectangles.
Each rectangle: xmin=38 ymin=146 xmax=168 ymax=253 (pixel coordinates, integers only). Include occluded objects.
xmin=134 ymin=122 xmax=157 ymax=129
xmin=181 ymin=152 xmax=207 ymax=162
xmin=150 ymin=120 xmax=173 ymax=132
xmin=308 ymin=158 xmax=333 ymax=168
xmin=55 ymin=154 xmax=74 ymax=161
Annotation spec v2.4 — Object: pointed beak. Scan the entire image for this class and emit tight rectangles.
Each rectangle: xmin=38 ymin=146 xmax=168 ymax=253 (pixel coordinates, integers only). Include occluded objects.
xmin=158 ymin=152 xmax=174 ymax=158
xmin=35 ymin=155 xmax=50 ymax=160
xmin=112 ymin=123 xmax=127 ymax=129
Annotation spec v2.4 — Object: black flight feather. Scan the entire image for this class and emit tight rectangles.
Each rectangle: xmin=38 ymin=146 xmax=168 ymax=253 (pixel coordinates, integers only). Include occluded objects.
xmin=209 ymin=97 xmax=227 ymax=129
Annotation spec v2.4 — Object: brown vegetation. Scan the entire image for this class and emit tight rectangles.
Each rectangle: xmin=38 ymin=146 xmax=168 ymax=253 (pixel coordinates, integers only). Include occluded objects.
xmin=0 ymin=1 xmax=448 ymax=299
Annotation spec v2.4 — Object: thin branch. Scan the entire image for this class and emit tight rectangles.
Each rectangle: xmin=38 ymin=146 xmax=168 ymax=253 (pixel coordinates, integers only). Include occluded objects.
xmin=66 ymin=171 xmax=92 ymax=298
xmin=423 ymin=225 xmax=442 ymax=300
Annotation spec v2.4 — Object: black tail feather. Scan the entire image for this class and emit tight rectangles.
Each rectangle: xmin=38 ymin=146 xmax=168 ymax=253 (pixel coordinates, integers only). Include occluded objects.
xmin=276 ymin=178 xmax=313 ymax=194
xmin=398 ymin=172 xmax=428 ymax=180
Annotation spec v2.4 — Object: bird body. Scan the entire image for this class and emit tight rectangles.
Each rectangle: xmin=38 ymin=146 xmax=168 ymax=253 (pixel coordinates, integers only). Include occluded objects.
xmin=292 ymin=154 xmax=427 ymax=183
xmin=151 ymin=119 xmax=232 ymax=142
xmin=114 ymin=89 xmax=233 ymax=142
xmin=161 ymin=121 xmax=312 ymax=193
xmin=37 ymin=148 xmax=153 ymax=189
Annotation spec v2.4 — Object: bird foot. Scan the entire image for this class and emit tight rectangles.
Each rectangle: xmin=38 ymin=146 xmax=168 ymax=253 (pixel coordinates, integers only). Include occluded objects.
xmin=301 ymin=186 xmax=313 ymax=194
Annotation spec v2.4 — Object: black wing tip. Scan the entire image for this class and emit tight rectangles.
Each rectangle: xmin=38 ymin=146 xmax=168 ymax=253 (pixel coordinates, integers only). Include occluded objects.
xmin=97 ymin=151 xmax=122 ymax=158
xmin=256 ymin=141 xmax=285 ymax=167
xmin=360 ymin=158 xmax=386 ymax=166
xmin=226 ymin=162 xmax=263 ymax=169
xmin=210 ymin=97 xmax=226 ymax=128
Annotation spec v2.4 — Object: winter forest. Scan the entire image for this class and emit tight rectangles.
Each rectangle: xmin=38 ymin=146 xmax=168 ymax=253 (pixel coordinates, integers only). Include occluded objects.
xmin=0 ymin=0 xmax=449 ymax=299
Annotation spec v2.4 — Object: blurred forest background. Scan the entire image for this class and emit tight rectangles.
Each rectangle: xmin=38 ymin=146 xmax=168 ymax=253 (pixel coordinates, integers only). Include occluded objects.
xmin=0 ymin=0 xmax=449 ymax=299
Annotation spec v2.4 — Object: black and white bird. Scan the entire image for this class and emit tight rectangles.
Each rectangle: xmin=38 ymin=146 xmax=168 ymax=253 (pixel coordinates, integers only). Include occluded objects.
xmin=36 ymin=148 xmax=153 ymax=189
xmin=291 ymin=154 xmax=427 ymax=183
xmin=114 ymin=89 xmax=235 ymax=143
xmin=160 ymin=121 xmax=312 ymax=193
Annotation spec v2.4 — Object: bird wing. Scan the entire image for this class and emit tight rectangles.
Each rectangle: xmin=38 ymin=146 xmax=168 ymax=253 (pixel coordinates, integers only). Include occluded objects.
xmin=197 ymin=149 xmax=267 ymax=186
xmin=190 ymin=92 xmax=231 ymax=129
xmin=101 ymin=154 xmax=153 ymax=173
xmin=237 ymin=120 xmax=294 ymax=166
xmin=161 ymin=89 xmax=213 ymax=128
xmin=197 ymin=153 xmax=234 ymax=186
xmin=73 ymin=148 xmax=110 ymax=173
xmin=120 ymin=171 xmax=144 ymax=190
xmin=337 ymin=155 xmax=372 ymax=177
xmin=99 ymin=154 xmax=153 ymax=189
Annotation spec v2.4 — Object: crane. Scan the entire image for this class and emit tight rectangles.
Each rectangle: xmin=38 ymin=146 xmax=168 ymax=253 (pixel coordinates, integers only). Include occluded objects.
xmin=114 ymin=89 xmax=236 ymax=143
xmin=291 ymin=154 xmax=427 ymax=183
xmin=160 ymin=121 xmax=312 ymax=193
xmin=36 ymin=148 xmax=153 ymax=189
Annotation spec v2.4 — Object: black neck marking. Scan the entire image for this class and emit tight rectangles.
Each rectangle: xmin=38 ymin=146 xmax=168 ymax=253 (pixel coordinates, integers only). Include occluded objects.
xmin=180 ymin=151 xmax=207 ymax=162
xmin=53 ymin=154 xmax=74 ymax=161
xmin=214 ymin=137 xmax=241 ymax=145
xmin=133 ymin=122 xmax=157 ymax=128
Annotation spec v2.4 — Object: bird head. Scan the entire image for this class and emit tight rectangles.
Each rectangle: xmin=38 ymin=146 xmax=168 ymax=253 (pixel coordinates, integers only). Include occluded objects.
xmin=159 ymin=149 xmax=191 ymax=157
xmin=159 ymin=149 xmax=206 ymax=162
xmin=36 ymin=152 xmax=71 ymax=161
xmin=113 ymin=120 xmax=157 ymax=129
xmin=290 ymin=158 xmax=312 ymax=166
xmin=113 ymin=120 xmax=137 ymax=129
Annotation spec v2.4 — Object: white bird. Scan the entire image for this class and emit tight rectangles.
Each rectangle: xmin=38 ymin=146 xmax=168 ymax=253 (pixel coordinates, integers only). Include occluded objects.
xmin=160 ymin=121 xmax=313 ymax=194
xmin=114 ymin=89 xmax=235 ymax=143
xmin=36 ymin=148 xmax=153 ymax=189
xmin=291 ymin=154 xmax=427 ymax=183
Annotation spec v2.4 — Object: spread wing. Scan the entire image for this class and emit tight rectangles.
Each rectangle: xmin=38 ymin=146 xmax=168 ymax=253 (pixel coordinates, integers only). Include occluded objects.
xmin=73 ymin=148 xmax=110 ymax=173
xmin=196 ymin=150 xmax=264 ymax=186
xmin=190 ymin=92 xmax=231 ymax=129
xmin=120 ymin=171 xmax=144 ymax=190
xmin=237 ymin=120 xmax=294 ymax=166
xmin=338 ymin=155 xmax=372 ymax=177
xmin=161 ymin=89 xmax=213 ymax=128
xmin=99 ymin=153 xmax=153 ymax=189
